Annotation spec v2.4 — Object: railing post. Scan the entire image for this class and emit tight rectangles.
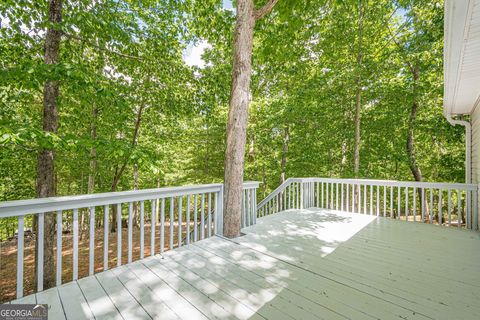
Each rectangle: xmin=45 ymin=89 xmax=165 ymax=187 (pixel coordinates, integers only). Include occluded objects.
xmin=239 ymin=182 xmax=261 ymax=228
xmin=216 ymin=185 xmax=224 ymax=236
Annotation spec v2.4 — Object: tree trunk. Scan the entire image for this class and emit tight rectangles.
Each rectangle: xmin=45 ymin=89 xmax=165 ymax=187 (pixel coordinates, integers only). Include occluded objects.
xmin=86 ymin=105 xmax=98 ymax=234
xmin=340 ymin=139 xmax=348 ymax=176
xmin=223 ymin=0 xmax=278 ymax=238
xmin=353 ymin=1 xmax=364 ymax=178
xmin=280 ymin=125 xmax=289 ymax=184
xmin=223 ymin=0 xmax=256 ymax=238
xmin=35 ymin=0 xmax=62 ymax=291
xmin=353 ymin=1 xmax=364 ymax=210
xmin=354 ymin=78 xmax=362 ymax=177
xmin=248 ymin=136 xmax=255 ymax=162
xmin=406 ymin=64 xmax=428 ymax=220
xmin=406 ymin=65 xmax=423 ymax=182
xmin=110 ymin=105 xmax=144 ymax=232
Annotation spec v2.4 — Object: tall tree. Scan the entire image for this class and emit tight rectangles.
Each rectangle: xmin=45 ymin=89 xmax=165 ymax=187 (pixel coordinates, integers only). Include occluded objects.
xmin=36 ymin=0 xmax=62 ymax=290
xmin=223 ymin=0 xmax=279 ymax=238
xmin=353 ymin=0 xmax=364 ymax=178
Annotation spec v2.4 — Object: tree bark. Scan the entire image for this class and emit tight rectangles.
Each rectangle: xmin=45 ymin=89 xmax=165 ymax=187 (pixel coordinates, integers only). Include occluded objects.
xmin=353 ymin=1 xmax=364 ymax=178
xmin=110 ymin=105 xmax=144 ymax=232
xmin=223 ymin=0 xmax=278 ymax=238
xmin=406 ymin=64 xmax=423 ymax=182
xmin=81 ymin=105 xmax=98 ymax=239
xmin=353 ymin=1 xmax=364 ymax=210
xmin=354 ymin=77 xmax=362 ymax=177
xmin=340 ymin=139 xmax=347 ymax=176
xmin=280 ymin=125 xmax=289 ymax=184
xmin=132 ymin=163 xmax=139 ymax=227
xmin=406 ymin=64 xmax=429 ymax=220
xmin=35 ymin=0 xmax=62 ymax=290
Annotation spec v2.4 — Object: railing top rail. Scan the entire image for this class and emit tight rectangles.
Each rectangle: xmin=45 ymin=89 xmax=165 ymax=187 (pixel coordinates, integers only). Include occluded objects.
xmin=0 ymin=181 xmax=260 ymax=218
xmin=242 ymin=181 xmax=261 ymax=189
xmin=257 ymin=177 xmax=478 ymax=210
xmin=0 ymin=183 xmax=222 ymax=218
xmin=291 ymin=177 xmax=478 ymax=191
xmin=257 ymin=178 xmax=294 ymax=209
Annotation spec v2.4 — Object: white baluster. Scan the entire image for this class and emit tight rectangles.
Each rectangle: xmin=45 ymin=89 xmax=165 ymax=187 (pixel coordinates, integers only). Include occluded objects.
xmin=201 ymin=194 xmax=205 ymax=240
xmin=448 ymin=189 xmax=452 ymax=227
xmin=194 ymin=195 xmax=198 ymax=241
xmin=178 ymin=196 xmax=183 ymax=247
xmin=369 ymin=185 xmax=373 ymax=215
xmin=170 ymin=197 xmax=174 ymax=250
xmin=89 ymin=206 xmax=95 ymax=275
xmin=73 ymin=209 xmax=78 ymax=280
xmin=208 ymin=193 xmax=212 ymax=236
xmin=160 ymin=198 xmax=165 ymax=254
xmin=390 ymin=186 xmax=393 ymax=218
xmin=151 ymin=200 xmax=156 ymax=256
xmin=397 ymin=187 xmax=401 ymax=219
xmin=140 ymin=201 xmax=144 ymax=259
xmin=457 ymin=189 xmax=461 ymax=228
xmin=363 ymin=184 xmax=367 ymax=214
xmin=103 ymin=205 xmax=109 ymax=271
xmin=383 ymin=186 xmax=386 ymax=217
xmin=430 ymin=188 xmax=434 ymax=224
xmin=17 ymin=215 xmax=24 ymax=298
xmin=346 ymin=183 xmax=350 ymax=212
xmin=336 ymin=183 xmax=339 ymax=210
xmin=127 ymin=202 xmax=133 ymax=263
xmin=116 ymin=204 xmax=121 ymax=267
xmin=405 ymin=187 xmax=409 ymax=220
xmin=438 ymin=190 xmax=443 ymax=226
xmin=413 ymin=188 xmax=417 ymax=222
xmin=186 ymin=195 xmax=191 ymax=244
xmin=321 ymin=182 xmax=324 ymax=208
xmin=56 ymin=210 xmax=62 ymax=286
xmin=421 ymin=188 xmax=425 ymax=222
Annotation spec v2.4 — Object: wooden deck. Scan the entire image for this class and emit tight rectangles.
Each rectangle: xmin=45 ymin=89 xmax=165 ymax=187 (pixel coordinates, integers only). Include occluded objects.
xmin=10 ymin=208 xmax=480 ymax=320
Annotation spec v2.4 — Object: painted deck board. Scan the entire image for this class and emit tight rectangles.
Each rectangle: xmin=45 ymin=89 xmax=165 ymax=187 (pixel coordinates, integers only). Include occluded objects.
xmin=77 ymin=276 xmax=123 ymax=319
xmin=187 ymin=243 xmax=363 ymax=320
xmin=11 ymin=208 xmax=480 ymax=320
xmin=57 ymin=281 xmax=94 ymax=320
xmin=197 ymin=238 xmax=430 ymax=320
xmin=161 ymin=247 xmax=331 ymax=320
xmin=164 ymin=246 xmax=295 ymax=320
xmin=36 ymin=287 xmax=66 ymax=320
xmin=238 ymin=219 xmax=480 ymax=311
xmin=95 ymin=270 xmax=152 ymax=319
xmin=112 ymin=264 xmax=182 ymax=320
xmin=140 ymin=256 xmax=233 ymax=320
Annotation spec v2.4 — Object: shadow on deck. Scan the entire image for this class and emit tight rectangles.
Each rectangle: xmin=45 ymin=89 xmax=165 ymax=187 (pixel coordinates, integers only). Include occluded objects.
xmin=10 ymin=208 xmax=480 ymax=320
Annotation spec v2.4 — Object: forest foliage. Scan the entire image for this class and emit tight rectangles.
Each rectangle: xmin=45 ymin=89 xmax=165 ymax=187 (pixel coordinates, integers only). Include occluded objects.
xmin=0 ymin=0 xmax=464 ymax=206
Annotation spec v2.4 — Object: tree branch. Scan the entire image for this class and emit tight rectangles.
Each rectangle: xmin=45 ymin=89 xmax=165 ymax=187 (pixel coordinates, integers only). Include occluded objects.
xmin=254 ymin=0 xmax=279 ymax=21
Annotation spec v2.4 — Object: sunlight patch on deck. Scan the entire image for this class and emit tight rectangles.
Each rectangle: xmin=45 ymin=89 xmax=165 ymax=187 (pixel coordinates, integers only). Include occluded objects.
xmin=237 ymin=208 xmax=376 ymax=258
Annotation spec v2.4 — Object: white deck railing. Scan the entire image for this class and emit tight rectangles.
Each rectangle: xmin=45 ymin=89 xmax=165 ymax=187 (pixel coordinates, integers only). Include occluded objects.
xmin=3 ymin=176 xmax=477 ymax=301
xmin=241 ymin=181 xmax=259 ymax=229
xmin=257 ymin=178 xmax=479 ymax=231
xmin=0 ymin=182 xmax=259 ymax=300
